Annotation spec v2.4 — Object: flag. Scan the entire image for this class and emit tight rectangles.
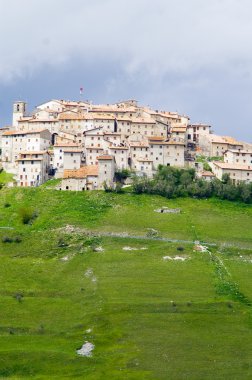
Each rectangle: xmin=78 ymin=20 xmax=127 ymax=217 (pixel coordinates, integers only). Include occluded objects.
xmin=80 ymin=87 xmax=84 ymax=95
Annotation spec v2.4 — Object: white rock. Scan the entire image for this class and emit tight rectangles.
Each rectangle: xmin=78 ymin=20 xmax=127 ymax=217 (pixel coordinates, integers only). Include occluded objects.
xmin=76 ymin=342 xmax=94 ymax=357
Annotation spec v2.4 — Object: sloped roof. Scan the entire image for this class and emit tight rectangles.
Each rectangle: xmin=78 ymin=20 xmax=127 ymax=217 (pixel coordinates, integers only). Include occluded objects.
xmin=63 ymin=165 xmax=98 ymax=179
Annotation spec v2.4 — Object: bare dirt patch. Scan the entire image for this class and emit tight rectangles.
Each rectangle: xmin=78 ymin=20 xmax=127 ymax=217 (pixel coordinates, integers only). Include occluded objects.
xmin=163 ymin=255 xmax=189 ymax=261
xmin=123 ymin=246 xmax=148 ymax=251
xmin=155 ymin=207 xmax=181 ymax=214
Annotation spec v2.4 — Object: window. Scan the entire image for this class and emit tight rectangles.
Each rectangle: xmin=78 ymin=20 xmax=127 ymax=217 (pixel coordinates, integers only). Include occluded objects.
xmin=23 ymin=168 xmax=26 ymax=172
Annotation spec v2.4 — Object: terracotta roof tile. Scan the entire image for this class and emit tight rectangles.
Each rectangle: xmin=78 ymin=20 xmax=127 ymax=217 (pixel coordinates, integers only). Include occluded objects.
xmin=97 ymin=155 xmax=114 ymax=160
xmin=63 ymin=165 xmax=98 ymax=179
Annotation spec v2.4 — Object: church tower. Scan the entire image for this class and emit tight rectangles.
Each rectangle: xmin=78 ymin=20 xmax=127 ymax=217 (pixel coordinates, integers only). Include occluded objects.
xmin=13 ymin=101 xmax=26 ymax=128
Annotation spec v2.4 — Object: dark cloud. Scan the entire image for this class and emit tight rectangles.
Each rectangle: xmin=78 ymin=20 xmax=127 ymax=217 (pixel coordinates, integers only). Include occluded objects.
xmin=0 ymin=0 xmax=252 ymax=141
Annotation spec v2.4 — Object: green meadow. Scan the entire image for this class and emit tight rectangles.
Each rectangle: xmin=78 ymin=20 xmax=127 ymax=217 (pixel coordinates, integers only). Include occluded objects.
xmin=0 ymin=186 xmax=252 ymax=379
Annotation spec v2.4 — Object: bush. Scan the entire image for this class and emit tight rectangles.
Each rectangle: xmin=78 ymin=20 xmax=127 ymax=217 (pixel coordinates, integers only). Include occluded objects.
xmin=19 ymin=207 xmax=38 ymax=225
xmin=57 ymin=237 xmax=68 ymax=247
xmin=83 ymin=236 xmax=102 ymax=250
xmin=114 ymin=169 xmax=132 ymax=183
xmin=14 ymin=293 xmax=23 ymax=302
xmin=177 ymin=246 xmax=184 ymax=251
xmin=4 ymin=203 xmax=11 ymax=208
xmin=14 ymin=236 xmax=22 ymax=243
xmin=2 ymin=236 xmax=22 ymax=243
xmin=2 ymin=236 xmax=13 ymax=243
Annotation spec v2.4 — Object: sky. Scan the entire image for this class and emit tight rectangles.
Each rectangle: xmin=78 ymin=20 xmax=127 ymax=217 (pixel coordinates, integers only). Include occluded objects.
xmin=0 ymin=0 xmax=252 ymax=141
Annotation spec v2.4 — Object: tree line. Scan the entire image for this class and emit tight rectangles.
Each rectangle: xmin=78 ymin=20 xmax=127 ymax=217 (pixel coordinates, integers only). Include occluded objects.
xmin=132 ymin=166 xmax=252 ymax=203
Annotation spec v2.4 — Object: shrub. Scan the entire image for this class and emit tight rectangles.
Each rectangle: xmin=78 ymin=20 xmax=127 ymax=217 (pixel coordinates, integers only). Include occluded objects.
xmin=146 ymin=228 xmax=158 ymax=238
xmin=14 ymin=293 xmax=23 ymax=302
xmin=19 ymin=207 xmax=38 ymax=225
xmin=83 ymin=236 xmax=102 ymax=250
xmin=57 ymin=237 xmax=68 ymax=247
xmin=177 ymin=246 xmax=184 ymax=251
xmin=2 ymin=236 xmax=13 ymax=243
xmin=14 ymin=236 xmax=22 ymax=243
xmin=2 ymin=236 xmax=22 ymax=243
xmin=4 ymin=203 xmax=11 ymax=208
xmin=114 ymin=169 xmax=131 ymax=183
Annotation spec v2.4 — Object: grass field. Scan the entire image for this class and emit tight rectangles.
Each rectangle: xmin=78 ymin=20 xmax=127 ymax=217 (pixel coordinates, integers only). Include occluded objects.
xmin=0 ymin=187 xmax=252 ymax=379
xmin=0 ymin=171 xmax=14 ymax=185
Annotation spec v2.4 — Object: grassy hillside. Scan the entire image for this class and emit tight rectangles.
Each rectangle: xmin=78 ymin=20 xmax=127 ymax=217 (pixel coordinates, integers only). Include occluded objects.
xmin=0 ymin=187 xmax=252 ymax=379
xmin=0 ymin=170 xmax=14 ymax=185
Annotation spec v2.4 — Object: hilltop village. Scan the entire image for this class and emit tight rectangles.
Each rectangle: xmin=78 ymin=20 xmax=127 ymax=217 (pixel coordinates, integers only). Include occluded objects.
xmin=0 ymin=99 xmax=252 ymax=190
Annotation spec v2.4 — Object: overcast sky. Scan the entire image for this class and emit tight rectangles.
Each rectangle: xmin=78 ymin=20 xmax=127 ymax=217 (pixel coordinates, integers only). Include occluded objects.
xmin=0 ymin=0 xmax=252 ymax=140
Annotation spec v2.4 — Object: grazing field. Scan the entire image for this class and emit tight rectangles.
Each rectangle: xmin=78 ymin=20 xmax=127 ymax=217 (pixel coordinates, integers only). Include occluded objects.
xmin=0 ymin=187 xmax=252 ymax=379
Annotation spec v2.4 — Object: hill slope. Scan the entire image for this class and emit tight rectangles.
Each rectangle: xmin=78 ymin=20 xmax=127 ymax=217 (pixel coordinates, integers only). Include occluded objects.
xmin=0 ymin=188 xmax=252 ymax=379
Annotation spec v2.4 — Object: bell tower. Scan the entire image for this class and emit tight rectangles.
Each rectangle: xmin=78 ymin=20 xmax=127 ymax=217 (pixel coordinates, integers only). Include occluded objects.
xmin=13 ymin=101 xmax=26 ymax=128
